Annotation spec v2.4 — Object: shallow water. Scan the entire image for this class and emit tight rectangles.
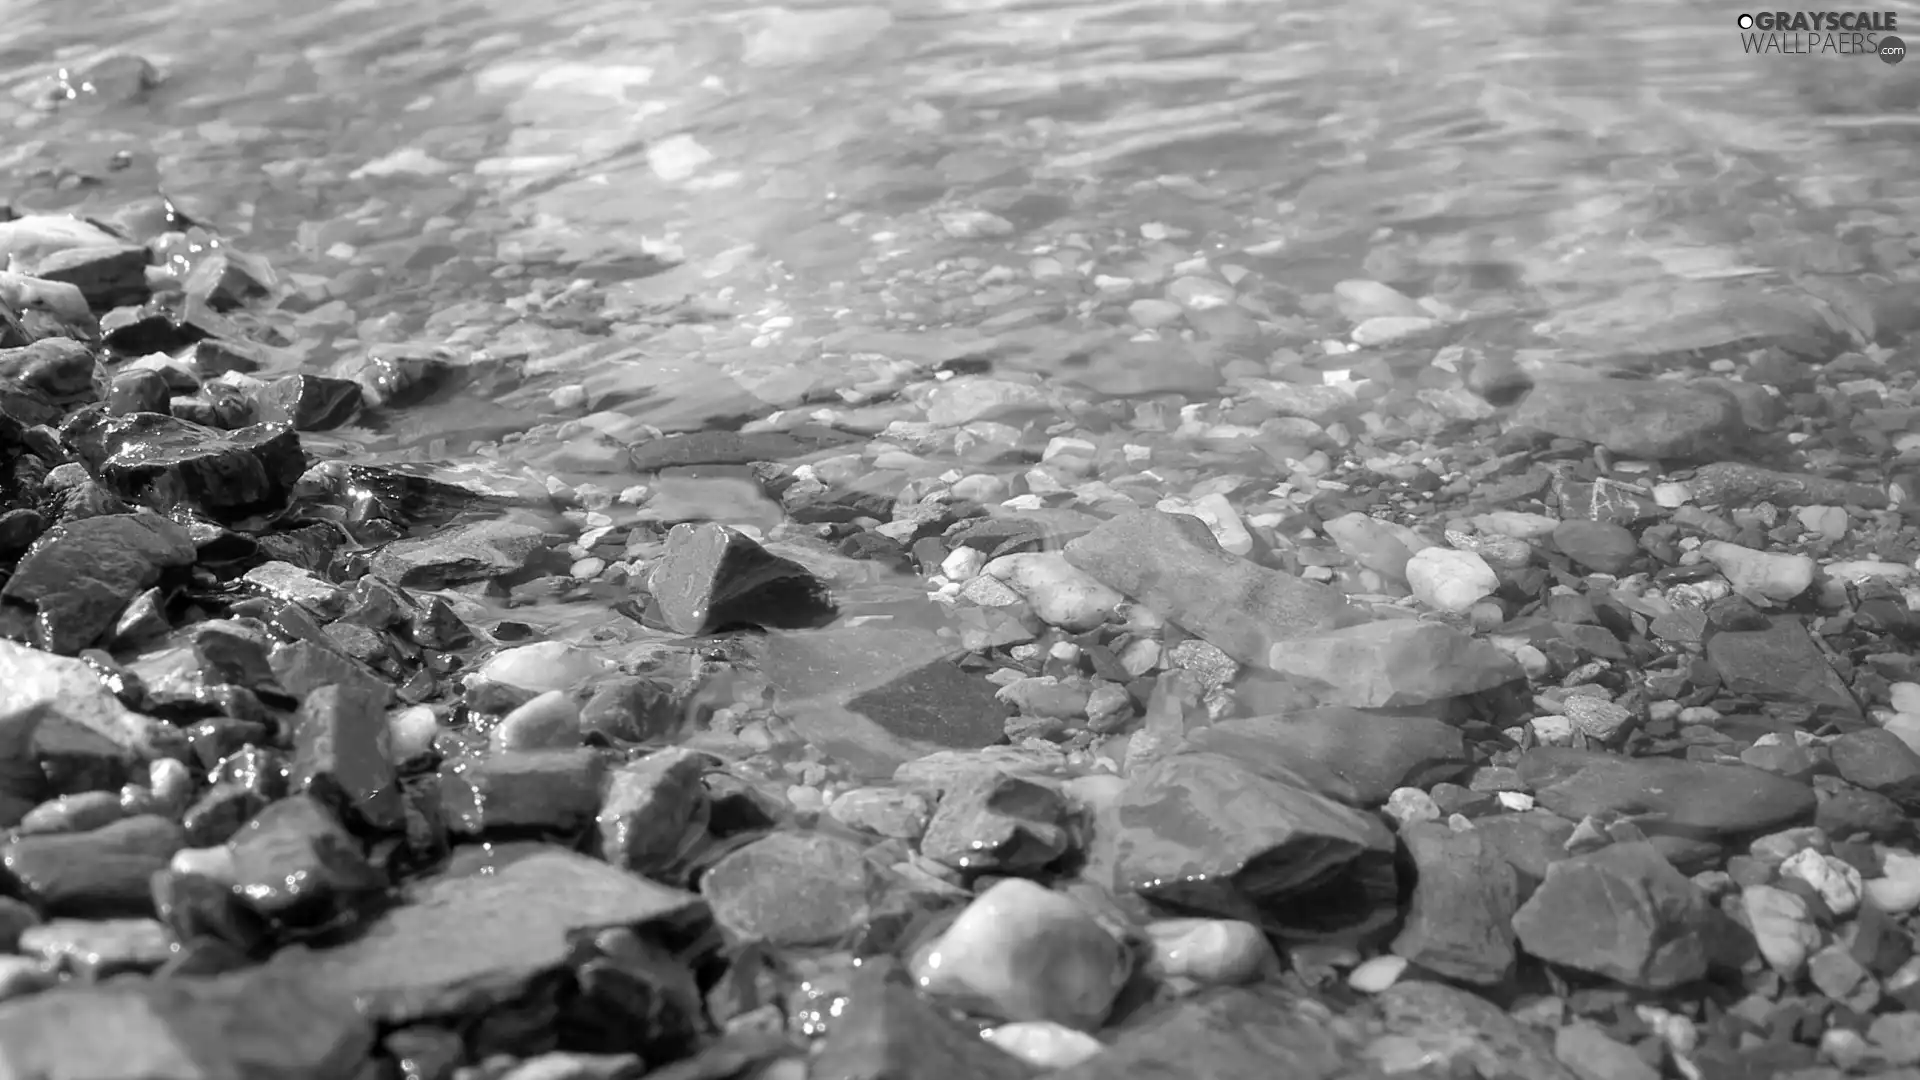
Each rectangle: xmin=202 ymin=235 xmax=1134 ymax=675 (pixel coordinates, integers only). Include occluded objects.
xmin=7 ymin=1 xmax=1920 ymax=638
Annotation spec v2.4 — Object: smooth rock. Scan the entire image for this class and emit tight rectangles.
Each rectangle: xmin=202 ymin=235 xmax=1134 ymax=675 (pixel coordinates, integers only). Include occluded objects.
xmin=911 ymin=877 xmax=1130 ymax=1030
xmin=1512 ymin=378 xmax=1741 ymax=460
xmin=1405 ymin=548 xmax=1498 ymax=613
xmin=1266 ymin=620 xmax=1524 ymax=709
xmin=1181 ymin=708 xmax=1469 ymax=807
xmin=1699 ymin=541 xmax=1816 ymax=602
xmin=982 ymin=552 xmax=1124 ymax=632
xmin=1519 ymin=748 xmax=1816 ymax=839
xmin=702 ymin=832 xmax=876 ymax=947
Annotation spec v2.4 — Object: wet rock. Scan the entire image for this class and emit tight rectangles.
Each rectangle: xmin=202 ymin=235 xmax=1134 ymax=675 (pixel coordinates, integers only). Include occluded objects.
xmin=702 ymin=831 xmax=876 ymax=947
xmin=18 ymin=916 xmax=175 ymax=978
xmin=1112 ymin=751 xmax=1397 ymax=937
xmin=1705 ymin=616 xmax=1861 ymax=721
xmin=597 ymin=747 xmax=708 ymax=875
xmin=0 ymin=638 xmax=184 ymax=759
xmin=981 ymin=552 xmax=1124 ymax=631
xmin=1699 ymin=541 xmax=1815 ymax=602
xmin=1828 ymin=728 xmax=1920 ymax=810
xmin=1140 ymin=918 xmax=1275 ymax=985
xmin=1265 ymin=620 xmax=1524 ymax=709
xmin=1183 ymin=708 xmax=1469 ymax=807
xmin=491 ymin=690 xmax=582 ymax=751
xmin=1366 ymin=980 xmax=1577 ymax=1079
xmin=579 ymin=674 xmax=697 ymax=744
xmin=628 ymin=428 xmax=861 ymax=471
xmin=1050 ymin=985 xmax=1348 ymax=1080
xmin=1511 ymin=840 xmax=1744 ymax=989
xmin=1512 ymin=378 xmax=1742 ymax=460
xmin=647 ymin=522 xmax=836 ymax=634
xmin=0 ymin=964 xmax=373 ymax=1080
xmin=812 ymin=962 xmax=1038 ymax=1080
xmin=71 ymin=413 xmax=307 ymax=519
xmin=1 ymin=814 xmax=185 ymax=916
xmin=1390 ymin=822 xmax=1518 ymax=984
xmin=1064 ymin=509 xmax=1362 ymax=667
xmin=369 ymin=519 xmax=549 ymax=588
xmin=290 ymin=682 xmax=403 ymax=832
xmin=1 ymin=512 xmax=197 ymax=654
xmin=827 ymin=787 xmax=933 ymax=840
xmin=278 ymin=842 xmax=704 ymax=1025
xmin=440 ymin=748 xmax=607 ymax=835
xmin=1554 ymin=1022 xmax=1659 ymax=1080
xmin=1405 ymin=548 xmax=1498 ymax=613
xmin=918 ymin=770 xmax=1072 ymax=873
xmin=255 ymin=373 xmax=364 ymax=431
xmin=475 ymin=641 xmax=613 ymax=695
xmin=0 ymin=337 xmax=97 ymax=399
xmin=910 ymin=877 xmax=1130 ymax=1029
xmin=1552 ymin=519 xmax=1640 ymax=575
xmin=228 ymin=795 xmax=385 ymax=929
xmin=1518 ymin=748 xmax=1816 ymax=839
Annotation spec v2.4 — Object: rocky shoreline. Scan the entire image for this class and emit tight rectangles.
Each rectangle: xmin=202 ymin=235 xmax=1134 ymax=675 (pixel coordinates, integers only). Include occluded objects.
xmin=4 ymin=191 xmax=1920 ymax=1080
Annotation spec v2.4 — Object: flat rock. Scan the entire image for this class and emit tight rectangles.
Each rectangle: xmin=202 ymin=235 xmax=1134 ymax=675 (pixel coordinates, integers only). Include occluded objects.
xmin=1365 ymin=981 xmax=1577 ymax=1079
xmin=289 ymin=683 xmax=402 ymax=832
xmin=1050 ymin=985 xmax=1349 ymax=1080
xmin=1704 ymin=616 xmax=1861 ymax=721
xmin=1518 ymin=748 xmax=1816 ymax=839
xmin=1111 ymin=751 xmax=1397 ymax=938
xmin=628 ymin=427 xmax=861 ymax=471
xmin=440 ymin=748 xmax=608 ymax=835
xmin=274 ymin=843 xmax=705 ymax=1025
xmin=368 ymin=519 xmax=549 ymax=588
xmin=1064 ymin=509 xmax=1362 ymax=667
xmin=1389 ymin=822 xmax=1518 ymax=985
xmin=1 ymin=814 xmax=186 ymax=916
xmin=1265 ymin=620 xmax=1524 ymax=708
xmin=0 ymin=638 xmax=185 ymax=759
xmin=0 ymin=964 xmax=373 ymax=1080
xmin=918 ymin=770 xmax=1071 ymax=873
xmin=1 ymin=513 xmax=197 ymax=654
xmin=1183 ymin=708 xmax=1469 ymax=807
xmin=71 ymin=413 xmax=308 ymax=520
xmin=1510 ymin=840 xmax=1749 ymax=989
xmin=1827 ymin=728 xmax=1920 ymax=810
xmin=1511 ymin=378 xmax=1741 ymax=460
xmin=702 ymin=831 xmax=877 ymax=947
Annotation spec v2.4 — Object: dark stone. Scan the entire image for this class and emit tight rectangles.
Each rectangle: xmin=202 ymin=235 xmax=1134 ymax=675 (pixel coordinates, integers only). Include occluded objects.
xmin=0 ymin=814 xmax=185 ymax=916
xmin=439 ymin=748 xmax=607 ymax=835
xmin=0 ymin=512 xmax=196 ymax=653
xmin=702 ymin=831 xmax=878 ymax=947
xmin=68 ymin=411 xmax=307 ymax=519
xmin=1182 ymin=708 xmax=1469 ymax=807
xmin=1390 ymin=822 xmax=1518 ymax=984
xmin=844 ymin=656 xmax=1011 ymax=748
xmin=647 ymin=522 xmax=836 ymax=635
xmin=256 ymin=373 xmax=364 ymax=431
xmin=228 ymin=794 xmax=386 ymax=929
xmin=0 ymin=337 xmax=98 ymax=399
xmin=1519 ymin=747 xmax=1817 ymax=839
xmin=597 ymin=748 xmax=708 ymax=876
xmin=1553 ymin=519 xmax=1640 ymax=575
xmin=270 ymin=639 xmax=391 ymax=704
xmin=32 ymin=244 xmax=151 ymax=309
xmin=812 ymin=961 xmax=1037 ymax=1080
xmin=918 ymin=771 xmax=1071 ymax=874
xmin=581 ymin=675 xmax=698 ymax=744
xmin=628 ymin=428 xmax=861 ymax=472
xmin=180 ymin=783 xmax=267 ymax=847
xmin=1706 ymin=617 xmax=1861 ymax=722
xmin=105 ymin=369 xmax=171 ymax=415
xmin=367 ymin=519 xmax=548 ymax=589
xmin=152 ymin=869 xmax=271 ymax=954
xmin=1827 ymin=728 xmax=1920 ymax=810
xmin=291 ymin=682 xmax=404 ymax=832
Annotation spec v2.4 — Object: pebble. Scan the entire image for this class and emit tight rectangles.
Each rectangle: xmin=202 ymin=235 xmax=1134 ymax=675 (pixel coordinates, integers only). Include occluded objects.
xmin=1405 ymin=547 xmax=1498 ymax=613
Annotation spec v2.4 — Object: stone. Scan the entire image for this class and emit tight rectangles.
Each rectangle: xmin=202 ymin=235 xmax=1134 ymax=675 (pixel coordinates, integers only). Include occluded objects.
xmin=811 ymin=962 xmax=1038 ymax=1080
xmin=1519 ymin=748 xmax=1816 ymax=839
xmin=1063 ymin=509 xmax=1362 ymax=666
xmin=982 ymin=1023 xmax=1106 ymax=1070
xmin=0 ymin=965 xmax=374 ymax=1080
xmin=0 ymin=639 xmax=185 ymax=760
xmin=1390 ymin=822 xmax=1519 ymax=984
xmin=701 ymin=832 xmax=876 ymax=947
xmin=1050 ymin=985 xmax=1349 ymax=1080
xmin=1510 ymin=841 xmax=1743 ymax=989
xmin=1182 ymin=708 xmax=1470 ymax=807
xmin=918 ymin=770 xmax=1071 ymax=873
xmin=1111 ymin=751 xmax=1398 ymax=937
xmin=1699 ymin=541 xmax=1816 ymax=602
xmin=1552 ymin=520 xmax=1640 ymax=575
xmin=67 ymin=413 xmax=307 ymax=520
xmin=439 ymin=748 xmax=607 ymax=835
xmin=981 ymin=552 xmax=1124 ymax=631
xmin=1511 ymin=378 xmax=1741 ymax=460
xmin=596 ymin=747 xmax=707 ymax=875
xmin=646 ymin=522 xmax=835 ymax=635
xmin=368 ymin=519 xmax=549 ymax=588
xmin=1265 ymin=620 xmax=1524 ymax=709
xmin=1405 ymin=548 xmax=1498 ymax=613
xmin=1140 ymin=918 xmax=1275 ymax=985
xmin=18 ymin=917 xmax=175 ymax=979
xmin=1 ymin=513 xmax=198 ymax=654
xmin=1367 ymin=981 xmax=1578 ymax=1079
xmin=627 ymin=428 xmax=860 ymax=471
xmin=1743 ymin=883 xmax=1821 ymax=978
xmin=1828 ymin=728 xmax=1920 ymax=810
xmin=276 ymin=843 xmax=705 ymax=1025
xmin=474 ymin=641 xmax=614 ymax=695
xmin=827 ymin=787 xmax=933 ymax=840
xmin=1554 ymin=1022 xmax=1660 ymax=1080
xmin=255 ymin=373 xmax=364 ymax=431
xmin=910 ymin=878 xmax=1131 ymax=1029
xmin=2 ymin=815 xmax=185 ymax=916
xmin=491 ymin=690 xmax=583 ymax=752
xmin=1705 ymin=616 xmax=1861 ymax=721
xmin=290 ymin=682 xmax=402 ymax=832
xmin=228 ymin=795 xmax=385 ymax=929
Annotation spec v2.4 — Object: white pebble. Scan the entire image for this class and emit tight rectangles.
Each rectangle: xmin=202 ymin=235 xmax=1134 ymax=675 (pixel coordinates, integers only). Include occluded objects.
xmin=1383 ymin=787 xmax=1441 ymax=827
xmin=1405 ymin=547 xmax=1498 ymax=613
xmin=983 ymin=1022 xmax=1106 ymax=1069
xmin=1347 ymin=954 xmax=1408 ymax=993
xmin=1780 ymin=848 xmax=1863 ymax=918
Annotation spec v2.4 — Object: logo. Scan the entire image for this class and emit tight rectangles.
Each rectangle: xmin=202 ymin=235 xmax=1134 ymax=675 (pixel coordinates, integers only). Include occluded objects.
xmin=1736 ymin=10 xmax=1903 ymax=58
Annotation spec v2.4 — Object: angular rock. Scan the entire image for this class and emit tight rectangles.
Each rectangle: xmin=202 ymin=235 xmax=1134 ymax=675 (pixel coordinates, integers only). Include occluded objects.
xmin=0 ymin=965 xmax=374 ymax=1080
xmin=255 ymin=373 xmax=364 ymax=431
xmin=440 ymin=748 xmax=607 ymax=835
xmin=1366 ymin=981 xmax=1578 ymax=1079
xmin=275 ymin=843 xmax=705 ymax=1025
xmin=1512 ymin=378 xmax=1742 ymax=460
xmin=647 ymin=522 xmax=835 ymax=635
xmin=1704 ymin=616 xmax=1861 ymax=721
xmin=290 ymin=682 xmax=403 ymax=832
xmin=1050 ymin=985 xmax=1348 ymax=1080
xmin=1265 ymin=620 xmax=1524 ymax=708
xmin=918 ymin=770 xmax=1072 ymax=873
xmin=1112 ymin=751 xmax=1398 ymax=937
xmin=368 ymin=519 xmax=549 ymax=588
xmin=1510 ymin=841 xmax=1747 ymax=989
xmin=1 ymin=513 xmax=197 ymax=654
xmin=1827 ymin=728 xmax=1920 ymax=811
xmin=0 ymin=337 xmax=97 ymax=399
xmin=597 ymin=747 xmax=708 ymax=875
xmin=0 ymin=638 xmax=185 ymax=759
xmin=1519 ymin=748 xmax=1816 ymax=839
xmin=228 ymin=795 xmax=385 ymax=929
xmin=1 ymin=814 xmax=185 ymax=916
xmin=1390 ymin=822 xmax=1518 ymax=984
xmin=1183 ymin=708 xmax=1470 ymax=807
xmin=628 ymin=427 xmax=861 ymax=472
xmin=702 ymin=831 xmax=876 ymax=947
xmin=1064 ymin=509 xmax=1362 ymax=666
xmin=69 ymin=413 xmax=308 ymax=519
